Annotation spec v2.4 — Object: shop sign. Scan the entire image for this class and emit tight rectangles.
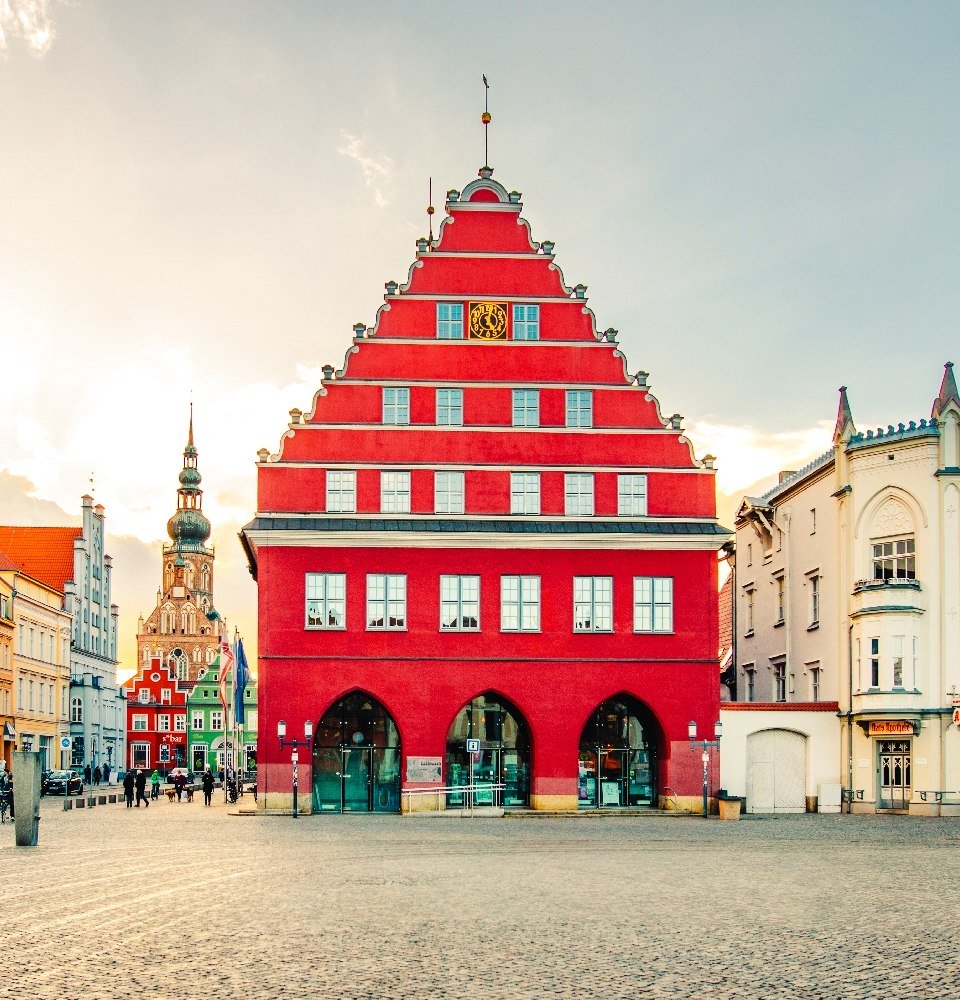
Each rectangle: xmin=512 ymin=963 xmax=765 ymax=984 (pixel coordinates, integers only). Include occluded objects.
xmin=868 ymin=720 xmax=915 ymax=737
xmin=406 ymin=756 xmax=442 ymax=783
xmin=954 ymin=709 xmax=960 ymax=726
xmin=163 ymin=734 xmax=186 ymax=745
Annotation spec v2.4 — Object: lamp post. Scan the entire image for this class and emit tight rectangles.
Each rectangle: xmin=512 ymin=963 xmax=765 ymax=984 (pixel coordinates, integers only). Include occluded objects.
xmin=688 ymin=720 xmax=722 ymax=818
xmin=277 ymin=719 xmax=313 ymax=818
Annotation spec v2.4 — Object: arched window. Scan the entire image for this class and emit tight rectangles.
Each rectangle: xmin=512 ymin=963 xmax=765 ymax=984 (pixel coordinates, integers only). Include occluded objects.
xmin=193 ymin=646 xmax=201 ymax=663
xmin=868 ymin=498 xmax=916 ymax=582
xmin=168 ymin=649 xmax=188 ymax=681
xmin=71 ymin=697 xmax=83 ymax=723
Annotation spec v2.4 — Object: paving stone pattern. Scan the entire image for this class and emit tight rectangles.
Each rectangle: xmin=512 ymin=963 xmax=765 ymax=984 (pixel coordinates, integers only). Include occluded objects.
xmin=3 ymin=798 xmax=959 ymax=999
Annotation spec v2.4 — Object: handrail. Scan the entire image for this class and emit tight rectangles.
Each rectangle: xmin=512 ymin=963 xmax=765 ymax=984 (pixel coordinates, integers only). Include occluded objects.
xmin=401 ymin=782 xmax=506 ymax=813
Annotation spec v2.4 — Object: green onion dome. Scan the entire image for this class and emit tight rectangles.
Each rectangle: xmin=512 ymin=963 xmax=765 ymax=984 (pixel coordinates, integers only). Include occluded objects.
xmin=167 ymin=508 xmax=211 ymax=545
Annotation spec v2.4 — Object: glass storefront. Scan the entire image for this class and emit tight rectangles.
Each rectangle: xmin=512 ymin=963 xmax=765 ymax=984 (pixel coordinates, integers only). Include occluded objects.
xmin=578 ymin=696 xmax=659 ymax=808
xmin=312 ymin=693 xmax=401 ymax=813
xmin=446 ymin=694 xmax=530 ymax=808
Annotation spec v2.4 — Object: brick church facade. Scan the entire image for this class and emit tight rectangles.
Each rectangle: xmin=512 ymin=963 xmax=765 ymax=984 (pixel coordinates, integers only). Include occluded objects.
xmin=242 ymin=165 xmax=727 ymax=813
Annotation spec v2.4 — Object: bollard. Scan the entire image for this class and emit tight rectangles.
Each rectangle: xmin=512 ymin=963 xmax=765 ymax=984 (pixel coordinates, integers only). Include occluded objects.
xmin=87 ymin=796 xmax=96 ymax=808
xmin=13 ymin=751 xmax=42 ymax=846
xmin=98 ymin=795 xmax=107 ymax=806
xmin=63 ymin=799 xmax=74 ymax=811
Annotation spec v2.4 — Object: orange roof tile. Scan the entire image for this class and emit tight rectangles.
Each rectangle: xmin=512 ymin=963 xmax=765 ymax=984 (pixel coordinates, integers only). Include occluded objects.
xmin=0 ymin=526 xmax=81 ymax=593
xmin=0 ymin=550 xmax=19 ymax=572
xmin=718 ymin=574 xmax=733 ymax=657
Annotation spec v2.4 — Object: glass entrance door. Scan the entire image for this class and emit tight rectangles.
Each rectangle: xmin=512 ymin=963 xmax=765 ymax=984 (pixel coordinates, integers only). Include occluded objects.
xmin=342 ymin=747 xmax=371 ymax=811
xmin=878 ymin=740 xmax=911 ymax=810
xmin=578 ymin=697 xmax=660 ymax=809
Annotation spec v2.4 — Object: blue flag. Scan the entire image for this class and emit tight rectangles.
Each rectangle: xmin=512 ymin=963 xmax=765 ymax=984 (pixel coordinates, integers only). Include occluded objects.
xmin=234 ymin=638 xmax=249 ymax=726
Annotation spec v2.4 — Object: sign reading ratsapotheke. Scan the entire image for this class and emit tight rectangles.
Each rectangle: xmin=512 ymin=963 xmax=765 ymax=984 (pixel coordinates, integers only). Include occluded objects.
xmin=868 ymin=720 xmax=915 ymax=737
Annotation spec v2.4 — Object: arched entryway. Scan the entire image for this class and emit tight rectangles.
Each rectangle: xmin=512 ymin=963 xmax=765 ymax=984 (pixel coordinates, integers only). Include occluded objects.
xmin=446 ymin=693 xmax=531 ymax=808
xmin=578 ymin=695 xmax=660 ymax=808
xmin=312 ymin=692 xmax=401 ymax=813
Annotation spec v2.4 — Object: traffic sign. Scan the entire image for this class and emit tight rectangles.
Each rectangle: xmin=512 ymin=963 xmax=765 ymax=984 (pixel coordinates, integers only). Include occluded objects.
xmin=59 ymin=736 xmax=71 ymax=750
xmin=465 ymin=739 xmax=481 ymax=753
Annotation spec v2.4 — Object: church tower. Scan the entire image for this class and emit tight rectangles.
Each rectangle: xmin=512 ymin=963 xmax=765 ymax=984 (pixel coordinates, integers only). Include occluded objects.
xmin=137 ymin=408 xmax=222 ymax=684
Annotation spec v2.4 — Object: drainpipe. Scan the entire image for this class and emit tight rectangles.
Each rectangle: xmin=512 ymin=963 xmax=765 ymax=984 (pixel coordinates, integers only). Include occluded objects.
xmin=781 ymin=509 xmax=793 ymax=697
xmin=847 ymin=623 xmax=854 ymax=812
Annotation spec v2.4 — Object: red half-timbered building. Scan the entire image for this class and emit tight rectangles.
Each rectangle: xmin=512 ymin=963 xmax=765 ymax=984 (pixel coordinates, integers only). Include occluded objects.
xmin=242 ymin=165 xmax=728 ymax=813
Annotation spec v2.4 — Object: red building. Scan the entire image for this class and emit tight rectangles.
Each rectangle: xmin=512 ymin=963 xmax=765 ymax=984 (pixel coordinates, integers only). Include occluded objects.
xmin=242 ymin=165 xmax=728 ymax=813
xmin=124 ymin=658 xmax=188 ymax=774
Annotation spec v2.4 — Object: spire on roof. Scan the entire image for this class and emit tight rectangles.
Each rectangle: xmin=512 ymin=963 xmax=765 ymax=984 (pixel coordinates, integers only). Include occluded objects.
xmin=186 ymin=402 xmax=196 ymax=455
xmin=481 ymin=74 xmax=491 ymax=169
xmin=932 ymin=362 xmax=959 ymax=419
xmin=834 ymin=385 xmax=856 ymax=442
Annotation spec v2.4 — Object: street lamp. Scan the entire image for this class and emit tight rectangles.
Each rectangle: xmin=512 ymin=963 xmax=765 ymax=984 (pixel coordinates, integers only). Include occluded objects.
xmin=688 ymin=720 xmax=722 ymax=818
xmin=277 ymin=719 xmax=313 ymax=819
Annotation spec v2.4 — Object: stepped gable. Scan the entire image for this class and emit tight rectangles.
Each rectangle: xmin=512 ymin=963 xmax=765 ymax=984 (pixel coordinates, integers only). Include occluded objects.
xmin=258 ymin=168 xmax=714 ymax=519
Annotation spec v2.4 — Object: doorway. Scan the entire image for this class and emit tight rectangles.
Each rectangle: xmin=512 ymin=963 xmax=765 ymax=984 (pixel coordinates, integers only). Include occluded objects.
xmin=878 ymin=740 xmax=911 ymax=811
xmin=578 ymin=696 xmax=659 ymax=808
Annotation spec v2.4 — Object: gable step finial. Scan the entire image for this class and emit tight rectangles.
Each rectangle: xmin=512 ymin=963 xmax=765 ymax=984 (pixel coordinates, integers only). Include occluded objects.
xmin=932 ymin=361 xmax=959 ymax=419
xmin=834 ymin=385 xmax=856 ymax=442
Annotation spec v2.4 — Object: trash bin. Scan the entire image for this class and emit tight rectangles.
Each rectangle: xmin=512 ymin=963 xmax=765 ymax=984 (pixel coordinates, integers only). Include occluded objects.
xmin=718 ymin=794 xmax=742 ymax=821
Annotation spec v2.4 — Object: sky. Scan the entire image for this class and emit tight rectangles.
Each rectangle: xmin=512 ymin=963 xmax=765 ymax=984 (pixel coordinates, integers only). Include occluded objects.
xmin=2 ymin=1 xmax=959 ymax=677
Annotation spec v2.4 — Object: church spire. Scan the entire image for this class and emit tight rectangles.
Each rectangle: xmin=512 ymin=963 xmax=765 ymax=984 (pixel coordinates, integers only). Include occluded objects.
xmin=834 ymin=385 xmax=856 ymax=443
xmin=166 ymin=406 xmax=211 ymax=549
xmin=932 ymin=362 xmax=959 ymax=419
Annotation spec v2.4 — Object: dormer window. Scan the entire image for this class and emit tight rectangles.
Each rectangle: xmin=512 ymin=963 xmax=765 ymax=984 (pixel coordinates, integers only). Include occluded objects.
xmin=872 ymin=537 xmax=915 ymax=581
xmin=437 ymin=303 xmax=464 ymax=339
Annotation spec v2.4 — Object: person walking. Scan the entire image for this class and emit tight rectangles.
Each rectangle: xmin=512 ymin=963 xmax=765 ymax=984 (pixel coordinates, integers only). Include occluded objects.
xmin=134 ymin=768 xmax=149 ymax=808
xmin=201 ymin=768 xmax=214 ymax=807
xmin=1 ymin=770 xmax=13 ymax=820
xmin=93 ymin=765 xmax=102 ymax=786
xmin=150 ymin=769 xmax=161 ymax=800
xmin=103 ymin=763 xmax=111 ymax=784
xmin=173 ymin=771 xmax=186 ymax=802
xmin=83 ymin=763 xmax=92 ymax=785
xmin=122 ymin=769 xmax=135 ymax=808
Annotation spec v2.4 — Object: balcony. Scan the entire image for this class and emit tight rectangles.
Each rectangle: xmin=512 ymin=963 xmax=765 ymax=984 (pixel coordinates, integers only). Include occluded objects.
xmin=851 ymin=577 xmax=923 ymax=620
xmin=853 ymin=577 xmax=921 ymax=595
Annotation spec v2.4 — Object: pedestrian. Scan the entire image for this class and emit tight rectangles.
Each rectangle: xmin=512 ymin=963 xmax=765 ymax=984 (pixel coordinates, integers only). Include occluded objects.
xmin=173 ymin=771 xmax=186 ymax=802
xmin=201 ymin=768 xmax=214 ymax=806
xmin=1 ymin=770 xmax=13 ymax=820
xmin=103 ymin=763 xmax=111 ymax=784
xmin=122 ymin=769 xmax=135 ymax=808
xmin=84 ymin=763 xmax=92 ymax=785
xmin=150 ymin=769 xmax=161 ymax=800
xmin=93 ymin=765 xmax=102 ymax=786
xmin=134 ymin=768 xmax=149 ymax=808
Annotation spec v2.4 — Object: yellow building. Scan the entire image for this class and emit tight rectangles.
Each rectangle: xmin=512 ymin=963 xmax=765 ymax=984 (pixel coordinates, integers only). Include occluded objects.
xmin=0 ymin=554 xmax=15 ymax=771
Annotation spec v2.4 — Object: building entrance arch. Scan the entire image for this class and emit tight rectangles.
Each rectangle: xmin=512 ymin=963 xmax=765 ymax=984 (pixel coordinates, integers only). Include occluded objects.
xmin=446 ymin=693 xmax=530 ymax=808
xmin=578 ymin=695 xmax=660 ymax=808
xmin=312 ymin=692 xmax=401 ymax=813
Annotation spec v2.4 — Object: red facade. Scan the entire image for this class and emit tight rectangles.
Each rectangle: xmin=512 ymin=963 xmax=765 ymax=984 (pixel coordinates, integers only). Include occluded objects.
xmin=124 ymin=658 xmax=188 ymax=774
xmin=243 ymin=167 xmax=726 ymax=812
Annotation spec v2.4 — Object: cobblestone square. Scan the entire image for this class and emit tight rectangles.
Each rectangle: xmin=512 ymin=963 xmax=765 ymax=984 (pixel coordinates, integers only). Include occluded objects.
xmin=4 ymin=798 xmax=959 ymax=999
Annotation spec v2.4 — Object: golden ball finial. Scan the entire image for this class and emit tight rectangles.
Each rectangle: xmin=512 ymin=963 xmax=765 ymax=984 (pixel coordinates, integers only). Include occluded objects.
xmin=481 ymin=111 xmax=492 ymax=125
xmin=427 ymin=205 xmax=435 ymax=215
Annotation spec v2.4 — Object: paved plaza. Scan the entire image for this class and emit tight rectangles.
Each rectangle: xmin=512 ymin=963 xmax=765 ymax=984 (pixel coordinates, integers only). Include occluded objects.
xmin=3 ymin=797 xmax=959 ymax=999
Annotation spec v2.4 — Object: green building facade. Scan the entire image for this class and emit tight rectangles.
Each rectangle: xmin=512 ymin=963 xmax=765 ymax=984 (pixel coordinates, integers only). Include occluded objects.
xmin=185 ymin=671 xmax=258 ymax=776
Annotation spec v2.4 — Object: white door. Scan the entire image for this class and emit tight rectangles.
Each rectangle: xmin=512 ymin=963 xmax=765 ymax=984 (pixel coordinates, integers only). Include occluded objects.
xmin=746 ymin=729 xmax=806 ymax=813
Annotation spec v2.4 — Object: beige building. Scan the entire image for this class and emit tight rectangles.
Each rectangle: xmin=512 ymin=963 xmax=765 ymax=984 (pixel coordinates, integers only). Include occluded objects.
xmin=0 ymin=556 xmax=15 ymax=770
xmin=724 ymin=363 xmax=960 ymax=815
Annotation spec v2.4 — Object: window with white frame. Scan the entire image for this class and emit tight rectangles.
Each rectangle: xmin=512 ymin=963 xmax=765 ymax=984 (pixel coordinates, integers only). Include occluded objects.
xmin=435 ymin=471 xmax=465 ymax=514
xmin=564 ymin=474 xmax=594 ymax=516
xmin=775 ymin=575 xmax=785 ymax=624
xmin=892 ymin=636 xmax=905 ymax=688
xmin=306 ymin=573 xmax=347 ymax=629
xmin=912 ymin=637 xmax=919 ymax=689
xmin=634 ymin=577 xmax=673 ymax=633
xmin=132 ymin=714 xmax=148 ymax=732
xmin=440 ymin=575 xmax=480 ymax=631
xmin=211 ymin=710 xmax=224 ymax=731
xmin=773 ymin=661 xmax=786 ymax=702
xmin=565 ymin=390 xmax=593 ymax=428
xmin=744 ymin=665 xmax=756 ymax=702
xmin=437 ymin=302 xmax=464 ymax=339
xmin=513 ymin=303 xmax=540 ymax=340
xmin=809 ymin=574 xmax=820 ymax=627
xmin=192 ymin=711 xmax=204 ymax=731
xmin=573 ymin=576 xmax=613 ymax=632
xmin=809 ymin=665 xmax=821 ymax=702
xmin=326 ymin=471 xmax=357 ymax=513
xmin=501 ymin=575 xmax=540 ymax=631
xmin=436 ymin=388 xmax=463 ymax=426
xmin=617 ymin=474 xmax=648 ymax=516
xmin=744 ymin=587 xmax=755 ymax=634
xmin=872 ymin=537 xmax=916 ymax=580
xmin=367 ymin=575 xmax=406 ymax=630
xmin=510 ymin=472 xmax=540 ymax=514
xmin=382 ymin=387 xmax=410 ymax=425
xmin=381 ymin=471 xmax=411 ymax=513
xmin=869 ymin=637 xmax=880 ymax=688
xmin=138 ymin=688 xmax=150 ymax=704
xmin=71 ymin=696 xmax=82 ymax=723
xmin=156 ymin=714 xmax=170 ymax=732
xmin=512 ymin=389 xmax=539 ymax=427
xmin=161 ymin=688 xmax=171 ymax=704
xmin=175 ymin=714 xmax=186 ymax=732
xmin=131 ymin=743 xmax=149 ymax=768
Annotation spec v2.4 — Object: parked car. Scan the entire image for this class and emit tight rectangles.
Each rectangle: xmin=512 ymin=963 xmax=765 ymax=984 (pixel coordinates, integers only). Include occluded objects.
xmin=166 ymin=768 xmax=195 ymax=783
xmin=45 ymin=770 xmax=83 ymax=796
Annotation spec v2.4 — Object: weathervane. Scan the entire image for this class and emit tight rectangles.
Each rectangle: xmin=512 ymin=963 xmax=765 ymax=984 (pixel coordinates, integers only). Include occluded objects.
xmin=482 ymin=74 xmax=491 ymax=168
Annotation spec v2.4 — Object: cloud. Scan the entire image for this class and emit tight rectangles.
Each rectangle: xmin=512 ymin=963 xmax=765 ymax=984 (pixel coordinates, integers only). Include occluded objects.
xmin=337 ymin=130 xmax=392 ymax=207
xmin=0 ymin=0 xmax=59 ymax=56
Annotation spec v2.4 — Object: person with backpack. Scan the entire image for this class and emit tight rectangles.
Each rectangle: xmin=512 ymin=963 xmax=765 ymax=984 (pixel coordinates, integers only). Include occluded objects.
xmin=201 ymin=768 xmax=215 ymax=806
xmin=149 ymin=769 xmax=161 ymax=800
xmin=122 ymin=769 xmax=135 ymax=808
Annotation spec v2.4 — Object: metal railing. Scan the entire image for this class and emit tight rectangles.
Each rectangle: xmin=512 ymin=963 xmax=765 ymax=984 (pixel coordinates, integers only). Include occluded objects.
xmin=401 ymin=782 xmax=506 ymax=814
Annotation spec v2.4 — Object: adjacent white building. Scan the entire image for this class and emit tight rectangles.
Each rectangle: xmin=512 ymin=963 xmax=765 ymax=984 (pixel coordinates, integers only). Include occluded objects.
xmin=723 ymin=363 xmax=960 ymax=816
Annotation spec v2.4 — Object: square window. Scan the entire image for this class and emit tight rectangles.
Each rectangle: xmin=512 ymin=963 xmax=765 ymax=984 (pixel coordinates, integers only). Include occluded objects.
xmin=436 ymin=389 xmax=463 ymax=426
xmin=367 ymin=574 xmax=407 ymax=630
xmin=437 ymin=303 xmax=464 ymax=339
xmin=306 ymin=573 xmax=347 ymax=629
xmin=634 ymin=577 xmax=673 ymax=633
xmin=435 ymin=471 xmax=465 ymax=514
xmin=440 ymin=575 xmax=480 ymax=630
xmin=381 ymin=471 xmax=411 ymax=513
xmin=617 ymin=474 xmax=648 ymax=516
xmin=512 ymin=389 xmax=539 ymax=427
xmin=383 ymin=387 xmax=410 ymax=425
xmin=573 ymin=576 xmax=613 ymax=632
xmin=510 ymin=472 xmax=540 ymax=514
xmin=326 ymin=471 xmax=357 ymax=513
xmin=513 ymin=304 xmax=540 ymax=340
xmin=501 ymin=575 xmax=541 ymax=631
xmin=564 ymin=473 xmax=594 ymax=516
xmin=565 ymin=390 xmax=593 ymax=428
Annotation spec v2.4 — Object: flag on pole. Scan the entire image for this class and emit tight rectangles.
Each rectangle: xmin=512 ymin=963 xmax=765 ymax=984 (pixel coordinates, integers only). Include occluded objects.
xmin=218 ymin=636 xmax=235 ymax=718
xmin=234 ymin=637 xmax=249 ymax=726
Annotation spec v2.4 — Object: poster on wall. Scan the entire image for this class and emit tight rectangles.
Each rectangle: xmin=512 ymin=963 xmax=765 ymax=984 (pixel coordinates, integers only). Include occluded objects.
xmin=406 ymin=756 xmax=442 ymax=783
